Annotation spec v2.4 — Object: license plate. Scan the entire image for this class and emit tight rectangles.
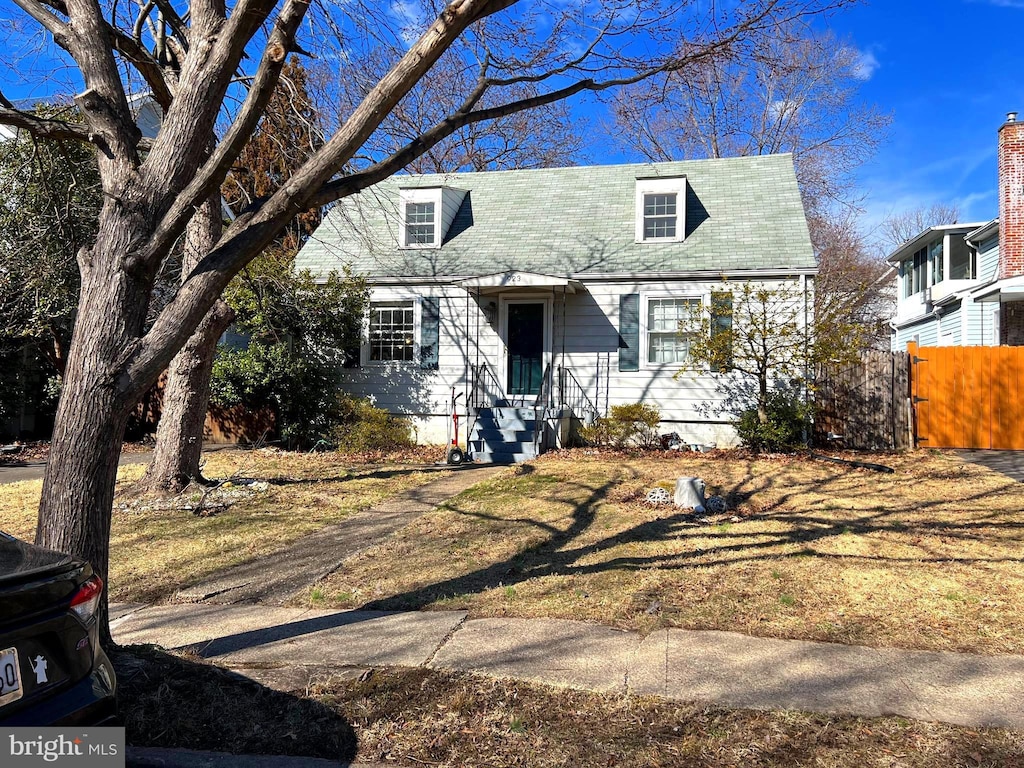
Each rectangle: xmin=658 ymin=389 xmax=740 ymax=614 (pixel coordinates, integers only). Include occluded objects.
xmin=0 ymin=647 xmax=23 ymax=707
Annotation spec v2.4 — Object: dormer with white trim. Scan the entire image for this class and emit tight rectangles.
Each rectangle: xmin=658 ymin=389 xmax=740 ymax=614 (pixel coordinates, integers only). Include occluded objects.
xmin=635 ymin=176 xmax=687 ymax=243
xmin=399 ymin=186 xmax=467 ymax=249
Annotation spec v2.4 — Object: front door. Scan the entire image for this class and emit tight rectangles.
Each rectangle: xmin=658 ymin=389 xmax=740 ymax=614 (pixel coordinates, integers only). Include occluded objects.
xmin=506 ymin=302 xmax=545 ymax=396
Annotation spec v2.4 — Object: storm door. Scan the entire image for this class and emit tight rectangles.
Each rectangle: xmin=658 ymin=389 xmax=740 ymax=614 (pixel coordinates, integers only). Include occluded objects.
xmin=506 ymin=302 xmax=545 ymax=396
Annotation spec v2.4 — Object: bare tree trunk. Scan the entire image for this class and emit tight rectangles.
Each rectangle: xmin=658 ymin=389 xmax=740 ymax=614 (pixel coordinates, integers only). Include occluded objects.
xmin=36 ymin=227 xmax=153 ymax=647
xmin=144 ymin=303 xmax=233 ymax=491
xmin=142 ymin=195 xmax=233 ymax=493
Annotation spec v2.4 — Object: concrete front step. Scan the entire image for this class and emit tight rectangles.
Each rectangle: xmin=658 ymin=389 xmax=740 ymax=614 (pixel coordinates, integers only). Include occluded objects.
xmin=470 ymin=427 xmax=536 ymax=442
xmin=469 ymin=438 xmax=537 ymax=452
xmin=475 ymin=406 xmax=540 ymax=420
xmin=473 ymin=421 xmax=536 ymax=434
xmin=471 ymin=448 xmax=539 ymax=464
xmin=470 ymin=406 xmax=542 ymax=464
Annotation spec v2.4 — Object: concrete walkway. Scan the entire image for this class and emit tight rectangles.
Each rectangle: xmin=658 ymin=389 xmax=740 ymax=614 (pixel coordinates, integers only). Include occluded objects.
xmin=176 ymin=463 xmax=505 ymax=605
xmin=111 ymin=603 xmax=1024 ymax=732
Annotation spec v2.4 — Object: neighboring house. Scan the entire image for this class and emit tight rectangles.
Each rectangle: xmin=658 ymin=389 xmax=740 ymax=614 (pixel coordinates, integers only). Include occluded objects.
xmin=295 ymin=155 xmax=815 ymax=460
xmin=889 ymin=112 xmax=1024 ymax=349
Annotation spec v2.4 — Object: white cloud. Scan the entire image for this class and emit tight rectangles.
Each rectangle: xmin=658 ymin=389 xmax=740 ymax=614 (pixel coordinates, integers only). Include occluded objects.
xmin=768 ymin=98 xmax=802 ymax=121
xmin=852 ymin=49 xmax=880 ymax=81
xmin=390 ymin=0 xmax=426 ymax=46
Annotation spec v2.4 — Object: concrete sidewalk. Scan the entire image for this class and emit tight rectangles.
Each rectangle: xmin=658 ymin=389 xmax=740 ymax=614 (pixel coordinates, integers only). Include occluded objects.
xmin=111 ymin=603 xmax=1024 ymax=732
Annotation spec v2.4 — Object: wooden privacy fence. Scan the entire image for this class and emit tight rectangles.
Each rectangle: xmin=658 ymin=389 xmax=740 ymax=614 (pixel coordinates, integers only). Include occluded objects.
xmin=814 ymin=351 xmax=911 ymax=450
xmin=908 ymin=342 xmax=1024 ymax=450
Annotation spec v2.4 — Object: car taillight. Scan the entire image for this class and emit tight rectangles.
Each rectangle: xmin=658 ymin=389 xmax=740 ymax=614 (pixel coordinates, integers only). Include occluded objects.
xmin=70 ymin=575 xmax=103 ymax=624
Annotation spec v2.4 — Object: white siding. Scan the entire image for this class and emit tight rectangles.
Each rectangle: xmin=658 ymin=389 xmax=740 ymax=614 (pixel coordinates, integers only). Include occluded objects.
xmin=895 ymin=316 xmax=939 ymax=349
xmin=935 ymin=305 xmax=961 ymax=345
xmin=439 ymin=188 xmax=466 ymax=241
xmin=341 ymin=277 xmax=811 ymax=447
xmin=977 ymin=237 xmax=1000 ymax=282
xmin=962 ymin=294 xmax=1000 ymax=345
xmin=338 ymin=286 xmax=491 ymax=442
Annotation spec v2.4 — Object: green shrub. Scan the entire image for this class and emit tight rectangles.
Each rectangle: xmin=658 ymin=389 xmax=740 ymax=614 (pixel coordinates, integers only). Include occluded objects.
xmin=211 ymin=342 xmax=340 ymax=449
xmin=735 ymin=390 xmax=808 ymax=453
xmin=580 ymin=402 xmax=661 ymax=448
xmin=331 ymin=394 xmax=414 ymax=453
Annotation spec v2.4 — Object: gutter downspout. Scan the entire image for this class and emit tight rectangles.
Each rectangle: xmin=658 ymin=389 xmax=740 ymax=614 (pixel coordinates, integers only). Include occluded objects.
xmin=801 ymin=273 xmax=811 ymax=448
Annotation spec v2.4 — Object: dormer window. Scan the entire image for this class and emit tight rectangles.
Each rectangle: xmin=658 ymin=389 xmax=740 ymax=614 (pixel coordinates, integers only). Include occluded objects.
xmin=635 ymin=177 xmax=686 ymax=243
xmin=399 ymin=188 xmax=443 ymax=249
xmin=643 ymin=194 xmax=677 ymax=239
xmin=405 ymin=201 xmax=436 ymax=246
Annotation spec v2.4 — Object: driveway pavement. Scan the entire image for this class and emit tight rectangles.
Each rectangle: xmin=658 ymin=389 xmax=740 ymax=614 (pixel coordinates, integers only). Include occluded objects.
xmin=957 ymin=449 xmax=1024 ymax=482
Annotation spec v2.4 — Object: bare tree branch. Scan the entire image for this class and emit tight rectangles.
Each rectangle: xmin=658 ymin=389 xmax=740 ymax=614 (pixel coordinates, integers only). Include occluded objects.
xmin=126 ymin=0 xmax=521 ymax=391
xmin=0 ymin=101 xmax=154 ymax=150
xmin=139 ymin=0 xmax=311 ymax=267
xmin=62 ymin=0 xmax=144 ymax=167
xmin=151 ymin=0 xmax=190 ymax=51
xmin=108 ymin=23 xmax=174 ymax=108
xmin=12 ymin=0 xmax=69 ymax=41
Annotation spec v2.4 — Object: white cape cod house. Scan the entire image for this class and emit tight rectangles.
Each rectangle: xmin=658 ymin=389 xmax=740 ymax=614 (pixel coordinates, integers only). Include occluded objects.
xmin=295 ymin=155 xmax=816 ymax=461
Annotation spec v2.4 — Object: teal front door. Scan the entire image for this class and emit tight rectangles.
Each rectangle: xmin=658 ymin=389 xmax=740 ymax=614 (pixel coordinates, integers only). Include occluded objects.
xmin=506 ymin=302 xmax=545 ymax=396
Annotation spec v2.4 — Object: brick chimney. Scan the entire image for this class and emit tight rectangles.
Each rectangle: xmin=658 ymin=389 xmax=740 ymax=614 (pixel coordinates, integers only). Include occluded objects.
xmin=999 ymin=111 xmax=1024 ymax=279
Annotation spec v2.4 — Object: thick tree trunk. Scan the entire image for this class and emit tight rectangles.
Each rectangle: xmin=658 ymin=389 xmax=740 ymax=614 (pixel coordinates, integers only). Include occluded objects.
xmin=36 ymin=226 xmax=153 ymax=647
xmin=141 ymin=195 xmax=233 ymax=493
xmin=144 ymin=301 xmax=233 ymax=491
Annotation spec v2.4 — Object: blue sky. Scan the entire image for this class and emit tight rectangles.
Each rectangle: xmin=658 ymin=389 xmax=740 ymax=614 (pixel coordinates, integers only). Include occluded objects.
xmin=2 ymin=0 xmax=1020 ymax=240
xmin=828 ymin=0 xmax=1024 ymax=233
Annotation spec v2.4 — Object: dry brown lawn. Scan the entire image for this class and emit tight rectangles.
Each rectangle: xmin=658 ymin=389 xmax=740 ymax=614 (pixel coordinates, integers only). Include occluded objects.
xmin=0 ymin=450 xmax=446 ymax=603
xmin=311 ymin=449 xmax=1024 ymax=655
xmin=117 ymin=646 xmax=1024 ymax=767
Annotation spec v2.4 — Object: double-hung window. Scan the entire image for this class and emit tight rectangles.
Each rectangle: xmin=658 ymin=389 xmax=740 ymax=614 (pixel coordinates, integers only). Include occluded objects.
xmin=643 ymin=194 xmax=677 ymax=240
xmin=646 ymin=297 xmax=700 ymax=364
xmin=399 ymin=188 xmax=442 ymax=248
xmin=369 ymin=301 xmax=415 ymax=362
xmin=405 ymin=201 xmax=436 ymax=246
xmin=635 ymin=177 xmax=686 ymax=243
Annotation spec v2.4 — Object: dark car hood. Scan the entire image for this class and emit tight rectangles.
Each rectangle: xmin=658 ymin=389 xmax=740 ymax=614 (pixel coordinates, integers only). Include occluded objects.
xmin=0 ymin=531 xmax=79 ymax=586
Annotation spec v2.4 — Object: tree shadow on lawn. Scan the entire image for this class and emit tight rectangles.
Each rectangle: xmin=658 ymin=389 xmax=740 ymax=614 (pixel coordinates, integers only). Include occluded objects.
xmin=114 ymin=645 xmax=358 ymax=763
xmin=357 ymin=460 xmax=1024 ymax=613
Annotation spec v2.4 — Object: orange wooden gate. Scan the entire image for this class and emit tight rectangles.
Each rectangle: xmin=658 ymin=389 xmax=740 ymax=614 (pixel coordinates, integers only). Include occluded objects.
xmin=909 ymin=342 xmax=1024 ymax=449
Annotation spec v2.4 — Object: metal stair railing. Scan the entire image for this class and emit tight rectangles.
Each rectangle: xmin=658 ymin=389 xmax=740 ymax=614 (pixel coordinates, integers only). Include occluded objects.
xmin=470 ymin=362 xmax=503 ymax=410
xmin=529 ymin=364 xmax=553 ymax=455
xmin=556 ymin=365 xmax=599 ymax=422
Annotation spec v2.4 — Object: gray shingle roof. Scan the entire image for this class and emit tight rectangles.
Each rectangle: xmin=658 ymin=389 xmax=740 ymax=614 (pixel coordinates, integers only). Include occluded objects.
xmin=295 ymin=154 xmax=815 ymax=280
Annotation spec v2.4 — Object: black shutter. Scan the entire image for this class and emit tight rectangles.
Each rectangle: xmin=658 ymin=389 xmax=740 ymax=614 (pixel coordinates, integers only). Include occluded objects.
xmin=710 ymin=291 xmax=733 ymax=372
xmin=342 ymin=307 xmax=365 ymax=369
xmin=618 ymin=293 xmax=640 ymax=372
xmin=420 ymin=296 xmax=440 ymax=369
xmin=342 ymin=343 xmax=361 ymax=369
